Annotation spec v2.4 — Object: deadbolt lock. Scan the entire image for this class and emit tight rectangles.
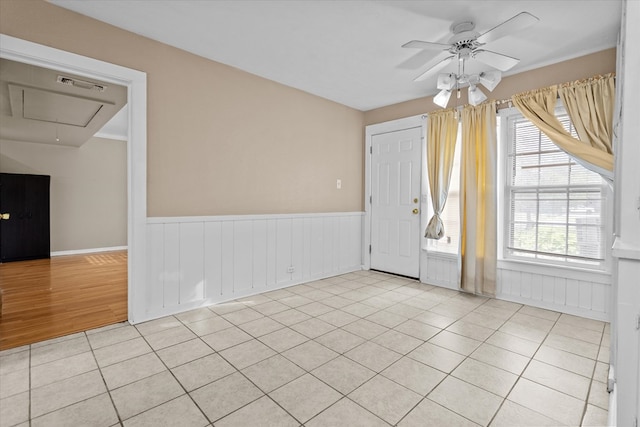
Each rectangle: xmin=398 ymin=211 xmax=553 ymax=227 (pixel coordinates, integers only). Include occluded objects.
xmin=413 ymin=198 xmax=419 ymax=204
xmin=412 ymin=208 xmax=419 ymax=215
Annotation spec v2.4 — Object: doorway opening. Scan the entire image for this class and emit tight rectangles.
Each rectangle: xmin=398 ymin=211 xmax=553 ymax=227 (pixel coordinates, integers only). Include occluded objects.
xmin=0 ymin=35 xmax=147 ymax=350
xmin=0 ymin=58 xmax=129 ymax=349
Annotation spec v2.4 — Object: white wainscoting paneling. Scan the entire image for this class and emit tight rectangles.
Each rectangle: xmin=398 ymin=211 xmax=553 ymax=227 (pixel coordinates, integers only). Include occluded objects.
xmin=144 ymin=212 xmax=363 ymax=321
xmin=418 ymin=252 xmax=611 ymax=321
xmin=497 ymin=261 xmax=612 ymax=321
xmin=420 ymin=251 xmax=459 ymax=290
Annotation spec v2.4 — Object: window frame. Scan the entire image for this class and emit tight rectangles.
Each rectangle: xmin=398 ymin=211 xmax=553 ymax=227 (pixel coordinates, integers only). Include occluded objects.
xmin=498 ymin=107 xmax=612 ymax=273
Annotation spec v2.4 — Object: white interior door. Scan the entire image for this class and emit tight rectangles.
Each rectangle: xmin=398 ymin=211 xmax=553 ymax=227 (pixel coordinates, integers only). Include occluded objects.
xmin=370 ymin=126 xmax=422 ymax=278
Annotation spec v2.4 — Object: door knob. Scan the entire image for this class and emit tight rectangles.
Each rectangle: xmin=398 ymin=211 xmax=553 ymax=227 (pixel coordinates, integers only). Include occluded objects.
xmin=412 ymin=208 xmax=419 ymax=214
xmin=0 ymin=213 xmax=9 ymax=220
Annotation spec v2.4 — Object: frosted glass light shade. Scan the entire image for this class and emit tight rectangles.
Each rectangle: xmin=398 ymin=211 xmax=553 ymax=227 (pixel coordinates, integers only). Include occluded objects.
xmin=468 ymin=85 xmax=487 ymax=106
xmin=479 ymin=70 xmax=502 ymax=91
xmin=433 ymin=89 xmax=452 ymax=108
xmin=437 ymin=73 xmax=456 ymax=90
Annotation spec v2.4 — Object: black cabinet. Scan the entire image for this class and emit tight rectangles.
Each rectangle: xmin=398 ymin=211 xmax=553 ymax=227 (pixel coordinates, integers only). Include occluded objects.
xmin=0 ymin=173 xmax=51 ymax=262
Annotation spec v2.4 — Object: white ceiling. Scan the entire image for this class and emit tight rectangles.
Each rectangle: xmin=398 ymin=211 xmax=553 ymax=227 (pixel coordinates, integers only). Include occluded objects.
xmin=51 ymin=0 xmax=622 ymax=111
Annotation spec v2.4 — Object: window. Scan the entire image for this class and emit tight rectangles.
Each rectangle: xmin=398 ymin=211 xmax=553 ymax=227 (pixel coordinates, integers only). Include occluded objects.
xmin=426 ymin=126 xmax=461 ymax=255
xmin=503 ymin=111 xmax=607 ymax=268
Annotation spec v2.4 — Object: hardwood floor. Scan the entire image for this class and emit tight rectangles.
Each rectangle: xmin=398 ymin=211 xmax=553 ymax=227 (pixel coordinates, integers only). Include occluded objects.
xmin=0 ymin=251 xmax=127 ymax=350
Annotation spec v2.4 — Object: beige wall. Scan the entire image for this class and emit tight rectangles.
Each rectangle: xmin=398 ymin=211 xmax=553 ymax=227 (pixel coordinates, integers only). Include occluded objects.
xmin=364 ymin=48 xmax=616 ymax=125
xmin=0 ymin=137 xmax=127 ymax=252
xmin=0 ymin=0 xmax=364 ymax=216
xmin=0 ymin=1 xmax=617 ymax=219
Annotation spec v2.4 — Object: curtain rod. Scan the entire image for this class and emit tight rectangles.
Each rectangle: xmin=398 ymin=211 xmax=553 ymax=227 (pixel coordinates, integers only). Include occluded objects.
xmin=422 ymin=99 xmax=511 ymax=118
xmin=423 ymin=73 xmax=614 ymax=117
xmin=496 ymin=98 xmax=513 ymax=112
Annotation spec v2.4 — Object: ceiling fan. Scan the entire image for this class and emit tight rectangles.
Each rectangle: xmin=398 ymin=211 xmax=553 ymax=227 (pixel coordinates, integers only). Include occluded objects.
xmin=401 ymin=12 xmax=540 ymax=83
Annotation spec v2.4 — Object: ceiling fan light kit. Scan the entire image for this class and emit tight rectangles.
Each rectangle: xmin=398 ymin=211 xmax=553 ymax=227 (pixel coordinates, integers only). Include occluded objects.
xmin=468 ymin=85 xmax=488 ymax=106
xmin=433 ymin=89 xmax=453 ymax=108
xmin=437 ymin=73 xmax=456 ymax=90
xmin=401 ymin=11 xmax=539 ymax=109
xmin=479 ymin=70 xmax=502 ymax=91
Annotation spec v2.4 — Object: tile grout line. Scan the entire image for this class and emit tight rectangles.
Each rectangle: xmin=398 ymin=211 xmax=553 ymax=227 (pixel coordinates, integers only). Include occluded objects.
xmin=337 ymin=283 xmax=506 ymax=426
xmin=177 ymin=312 xmax=303 ymax=426
xmin=130 ymin=320 xmax=215 ymax=426
xmin=21 ymin=290 xmax=400 ymax=423
xmin=204 ymin=299 xmax=382 ymax=425
xmin=302 ymin=395 xmax=392 ymax=426
xmin=177 ymin=276 xmax=429 ymax=425
xmin=175 ymin=303 xmax=357 ymax=425
xmin=3 ymin=277 xmax=504 ymax=427
xmin=579 ymin=321 xmax=608 ymax=425
xmin=417 ymin=296 xmax=526 ymax=427
xmin=172 ymin=309 xmax=309 ymax=426
xmin=487 ymin=306 xmax=606 ymax=426
xmin=28 ymin=322 xmax=185 ymax=425
xmin=86 ymin=330 xmax=125 ymax=427
xmin=3 ymin=272 xmax=609 ymax=426
xmin=25 ymin=331 xmax=124 ymax=425
xmin=257 ymin=278 xmax=481 ymax=425
xmin=484 ymin=302 xmax=559 ymax=427
xmin=398 ymin=296 xmax=598 ymax=425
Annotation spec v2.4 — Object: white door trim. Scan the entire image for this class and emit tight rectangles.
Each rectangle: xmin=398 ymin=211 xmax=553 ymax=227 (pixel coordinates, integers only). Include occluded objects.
xmin=0 ymin=34 xmax=148 ymax=323
xmin=364 ymin=114 xmax=425 ymax=272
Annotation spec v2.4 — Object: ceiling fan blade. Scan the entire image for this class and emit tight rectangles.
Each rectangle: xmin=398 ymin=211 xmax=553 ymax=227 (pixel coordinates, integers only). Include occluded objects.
xmin=477 ymin=12 xmax=539 ymax=44
xmin=398 ymin=50 xmax=442 ymax=69
xmin=474 ymin=49 xmax=519 ymax=71
xmin=402 ymin=40 xmax=451 ymax=50
xmin=414 ymin=54 xmax=455 ymax=82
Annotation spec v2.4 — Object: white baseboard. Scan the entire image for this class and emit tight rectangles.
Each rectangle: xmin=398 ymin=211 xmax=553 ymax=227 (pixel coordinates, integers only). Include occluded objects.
xmin=51 ymin=246 xmax=127 ymax=257
xmin=496 ymin=293 xmax=610 ymax=322
xmin=137 ymin=266 xmax=362 ymax=324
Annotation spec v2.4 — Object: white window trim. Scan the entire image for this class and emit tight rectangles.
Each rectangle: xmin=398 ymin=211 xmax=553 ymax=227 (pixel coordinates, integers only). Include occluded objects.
xmin=497 ymin=107 xmax=613 ymax=273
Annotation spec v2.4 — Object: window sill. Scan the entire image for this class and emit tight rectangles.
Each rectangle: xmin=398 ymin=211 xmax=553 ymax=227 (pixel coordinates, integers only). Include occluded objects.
xmin=612 ymin=237 xmax=640 ymax=261
xmin=497 ymin=258 xmax=611 ymax=284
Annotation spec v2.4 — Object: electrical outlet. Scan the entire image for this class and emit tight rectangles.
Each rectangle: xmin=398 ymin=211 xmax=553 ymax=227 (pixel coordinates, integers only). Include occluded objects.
xmin=287 ymin=266 xmax=295 ymax=273
xmin=336 ymin=179 xmax=342 ymax=189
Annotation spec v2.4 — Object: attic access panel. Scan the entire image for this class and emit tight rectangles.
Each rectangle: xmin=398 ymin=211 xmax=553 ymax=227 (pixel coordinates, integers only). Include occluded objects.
xmin=8 ymin=84 xmax=110 ymax=127
xmin=0 ymin=58 xmax=127 ymax=147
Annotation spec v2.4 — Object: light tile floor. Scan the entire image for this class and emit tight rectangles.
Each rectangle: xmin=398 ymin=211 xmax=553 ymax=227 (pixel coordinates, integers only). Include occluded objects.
xmin=0 ymin=271 xmax=610 ymax=427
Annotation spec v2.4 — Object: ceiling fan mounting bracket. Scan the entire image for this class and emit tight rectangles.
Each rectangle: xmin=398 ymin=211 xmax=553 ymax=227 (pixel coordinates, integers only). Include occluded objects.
xmin=447 ymin=21 xmax=482 ymax=52
xmin=450 ymin=21 xmax=475 ymax=34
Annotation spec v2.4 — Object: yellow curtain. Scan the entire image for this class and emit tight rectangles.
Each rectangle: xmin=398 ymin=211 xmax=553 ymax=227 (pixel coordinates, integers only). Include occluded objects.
xmin=460 ymin=102 xmax=497 ymax=296
xmin=425 ymin=109 xmax=459 ymax=239
xmin=511 ymin=74 xmax=615 ymax=180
